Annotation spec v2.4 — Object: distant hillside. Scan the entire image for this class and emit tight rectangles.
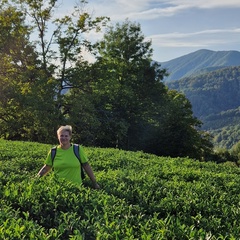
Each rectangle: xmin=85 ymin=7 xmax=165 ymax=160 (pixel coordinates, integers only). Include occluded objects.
xmin=160 ymin=49 xmax=240 ymax=82
xmin=166 ymin=66 xmax=240 ymax=149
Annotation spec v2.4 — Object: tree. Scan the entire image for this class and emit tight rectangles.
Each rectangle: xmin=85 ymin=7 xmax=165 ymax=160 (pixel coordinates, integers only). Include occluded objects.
xmin=59 ymin=60 xmax=101 ymax=145
xmin=147 ymin=90 xmax=213 ymax=159
xmin=0 ymin=2 xmax=62 ymax=142
xmin=230 ymin=141 xmax=240 ymax=164
xmin=86 ymin=20 xmax=213 ymax=160
xmin=0 ymin=0 xmax=108 ymax=142
xmin=17 ymin=0 xmax=108 ymax=110
xmin=90 ymin=20 xmax=168 ymax=149
xmin=0 ymin=2 xmax=214 ymax=159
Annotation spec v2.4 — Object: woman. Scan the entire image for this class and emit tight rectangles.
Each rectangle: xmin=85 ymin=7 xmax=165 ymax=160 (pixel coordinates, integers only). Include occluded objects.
xmin=37 ymin=125 xmax=100 ymax=189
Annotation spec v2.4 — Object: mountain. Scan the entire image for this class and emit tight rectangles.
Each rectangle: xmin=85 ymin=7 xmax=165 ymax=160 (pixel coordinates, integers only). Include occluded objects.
xmin=166 ymin=66 xmax=240 ymax=149
xmin=160 ymin=49 xmax=240 ymax=82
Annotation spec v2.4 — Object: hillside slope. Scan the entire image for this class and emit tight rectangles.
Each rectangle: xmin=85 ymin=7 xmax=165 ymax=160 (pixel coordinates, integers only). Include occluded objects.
xmin=167 ymin=66 xmax=240 ymax=149
xmin=160 ymin=49 xmax=240 ymax=82
xmin=1 ymin=139 xmax=240 ymax=239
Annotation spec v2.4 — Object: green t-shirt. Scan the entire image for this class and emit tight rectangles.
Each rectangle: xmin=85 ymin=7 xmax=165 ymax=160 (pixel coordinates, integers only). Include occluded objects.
xmin=45 ymin=145 xmax=88 ymax=185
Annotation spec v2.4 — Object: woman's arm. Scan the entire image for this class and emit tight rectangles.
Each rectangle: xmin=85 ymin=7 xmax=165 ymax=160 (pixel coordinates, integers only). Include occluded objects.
xmin=82 ymin=163 xmax=100 ymax=189
xmin=37 ymin=164 xmax=52 ymax=177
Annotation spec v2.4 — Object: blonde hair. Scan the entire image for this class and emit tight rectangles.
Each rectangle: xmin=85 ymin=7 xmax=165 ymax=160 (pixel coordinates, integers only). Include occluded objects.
xmin=57 ymin=125 xmax=73 ymax=136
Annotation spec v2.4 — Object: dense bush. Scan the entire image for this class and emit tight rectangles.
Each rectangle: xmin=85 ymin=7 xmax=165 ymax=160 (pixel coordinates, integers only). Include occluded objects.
xmin=1 ymin=139 xmax=240 ymax=239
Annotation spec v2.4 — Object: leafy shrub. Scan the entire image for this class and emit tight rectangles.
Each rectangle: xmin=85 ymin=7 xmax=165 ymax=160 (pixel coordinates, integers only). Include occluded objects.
xmin=1 ymin=140 xmax=240 ymax=239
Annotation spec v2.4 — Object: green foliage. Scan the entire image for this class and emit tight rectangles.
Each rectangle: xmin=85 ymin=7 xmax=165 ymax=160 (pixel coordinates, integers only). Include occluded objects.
xmin=0 ymin=3 xmax=58 ymax=142
xmin=230 ymin=141 xmax=240 ymax=165
xmin=142 ymin=90 xmax=213 ymax=159
xmin=75 ymin=20 xmax=210 ymax=160
xmin=209 ymin=148 xmax=238 ymax=165
xmin=1 ymin=140 xmax=240 ymax=239
xmin=91 ymin=20 xmax=167 ymax=148
xmin=0 ymin=0 xmax=108 ymax=143
xmin=0 ymin=2 xmax=213 ymax=159
xmin=167 ymin=66 xmax=240 ymax=149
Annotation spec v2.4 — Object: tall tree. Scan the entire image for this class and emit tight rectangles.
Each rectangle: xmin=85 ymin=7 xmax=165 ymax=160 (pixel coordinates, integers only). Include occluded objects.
xmin=141 ymin=90 xmax=213 ymax=159
xmin=16 ymin=0 xmax=108 ymax=111
xmin=85 ymin=20 xmax=213 ymax=160
xmin=0 ymin=0 xmax=108 ymax=142
xmin=0 ymin=3 xmax=61 ymax=142
xmin=0 ymin=5 xmax=38 ymax=140
xmin=59 ymin=60 xmax=101 ymax=145
xmin=91 ymin=20 xmax=168 ymax=148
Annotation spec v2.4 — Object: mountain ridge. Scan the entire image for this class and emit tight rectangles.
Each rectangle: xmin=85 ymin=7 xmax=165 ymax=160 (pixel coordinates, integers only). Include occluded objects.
xmin=160 ymin=49 xmax=240 ymax=81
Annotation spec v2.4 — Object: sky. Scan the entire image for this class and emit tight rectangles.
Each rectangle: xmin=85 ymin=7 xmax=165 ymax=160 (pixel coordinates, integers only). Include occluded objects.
xmin=58 ymin=0 xmax=240 ymax=62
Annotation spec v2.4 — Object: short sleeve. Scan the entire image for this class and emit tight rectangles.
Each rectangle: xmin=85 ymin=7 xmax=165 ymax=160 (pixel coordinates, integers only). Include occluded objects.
xmin=79 ymin=146 xmax=88 ymax=164
xmin=44 ymin=150 xmax=53 ymax=166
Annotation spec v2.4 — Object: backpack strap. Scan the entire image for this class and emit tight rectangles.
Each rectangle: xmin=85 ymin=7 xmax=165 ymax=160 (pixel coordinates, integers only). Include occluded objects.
xmin=73 ymin=144 xmax=85 ymax=180
xmin=73 ymin=144 xmax=80 ymax=161
xmin=50 ymin=146 xmax=57 ymax=166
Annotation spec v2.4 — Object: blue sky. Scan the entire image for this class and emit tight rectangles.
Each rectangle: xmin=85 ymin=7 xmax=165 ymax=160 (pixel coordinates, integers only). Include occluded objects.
xmin=57 ymin=0 xmax=240 ymax=62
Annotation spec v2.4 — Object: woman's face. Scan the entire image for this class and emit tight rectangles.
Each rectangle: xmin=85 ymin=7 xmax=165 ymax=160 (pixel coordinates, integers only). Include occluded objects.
xmin=58 ymin=130 xmax=71 ymax=146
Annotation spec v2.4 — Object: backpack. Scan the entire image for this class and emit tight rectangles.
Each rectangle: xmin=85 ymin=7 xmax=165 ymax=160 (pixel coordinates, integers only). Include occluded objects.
xmin=50 ymin=143 xmax=85 ymax=179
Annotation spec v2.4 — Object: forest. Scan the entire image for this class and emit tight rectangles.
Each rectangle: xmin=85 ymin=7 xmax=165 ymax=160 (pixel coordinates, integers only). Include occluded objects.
xmin=167 ymin=66 xmax=240 ymax=149
xmin=0 ymin=0 xmax=239 ymax=163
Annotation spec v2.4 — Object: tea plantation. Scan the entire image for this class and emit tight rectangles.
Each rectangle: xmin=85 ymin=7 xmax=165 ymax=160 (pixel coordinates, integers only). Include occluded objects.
xmin=0 ymin=139 xmax=240 ymax=239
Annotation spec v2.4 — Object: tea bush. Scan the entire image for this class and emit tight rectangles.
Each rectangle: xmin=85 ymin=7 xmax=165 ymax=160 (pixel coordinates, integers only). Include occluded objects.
xmin=1 ymin=139 xmax=240 ymax=239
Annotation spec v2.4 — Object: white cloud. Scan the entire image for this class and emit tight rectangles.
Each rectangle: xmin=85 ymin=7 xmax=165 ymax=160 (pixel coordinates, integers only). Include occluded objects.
xmin=86 ymin=0 xmax=240 ymax=21
xmin=55 ymin=0 xmax=240 ymax=23
xmin=147 ymin=28 xmax=240 ymax=48
xmin=160 ymin=0 xmax=240 ymax=9
xmin=149 ymin=28 xmax=240 ymax=38
xmin=126 ymin=5 xmax=187 ymax=19
xmin=49 ymin=0 xmax=240 ymax=62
